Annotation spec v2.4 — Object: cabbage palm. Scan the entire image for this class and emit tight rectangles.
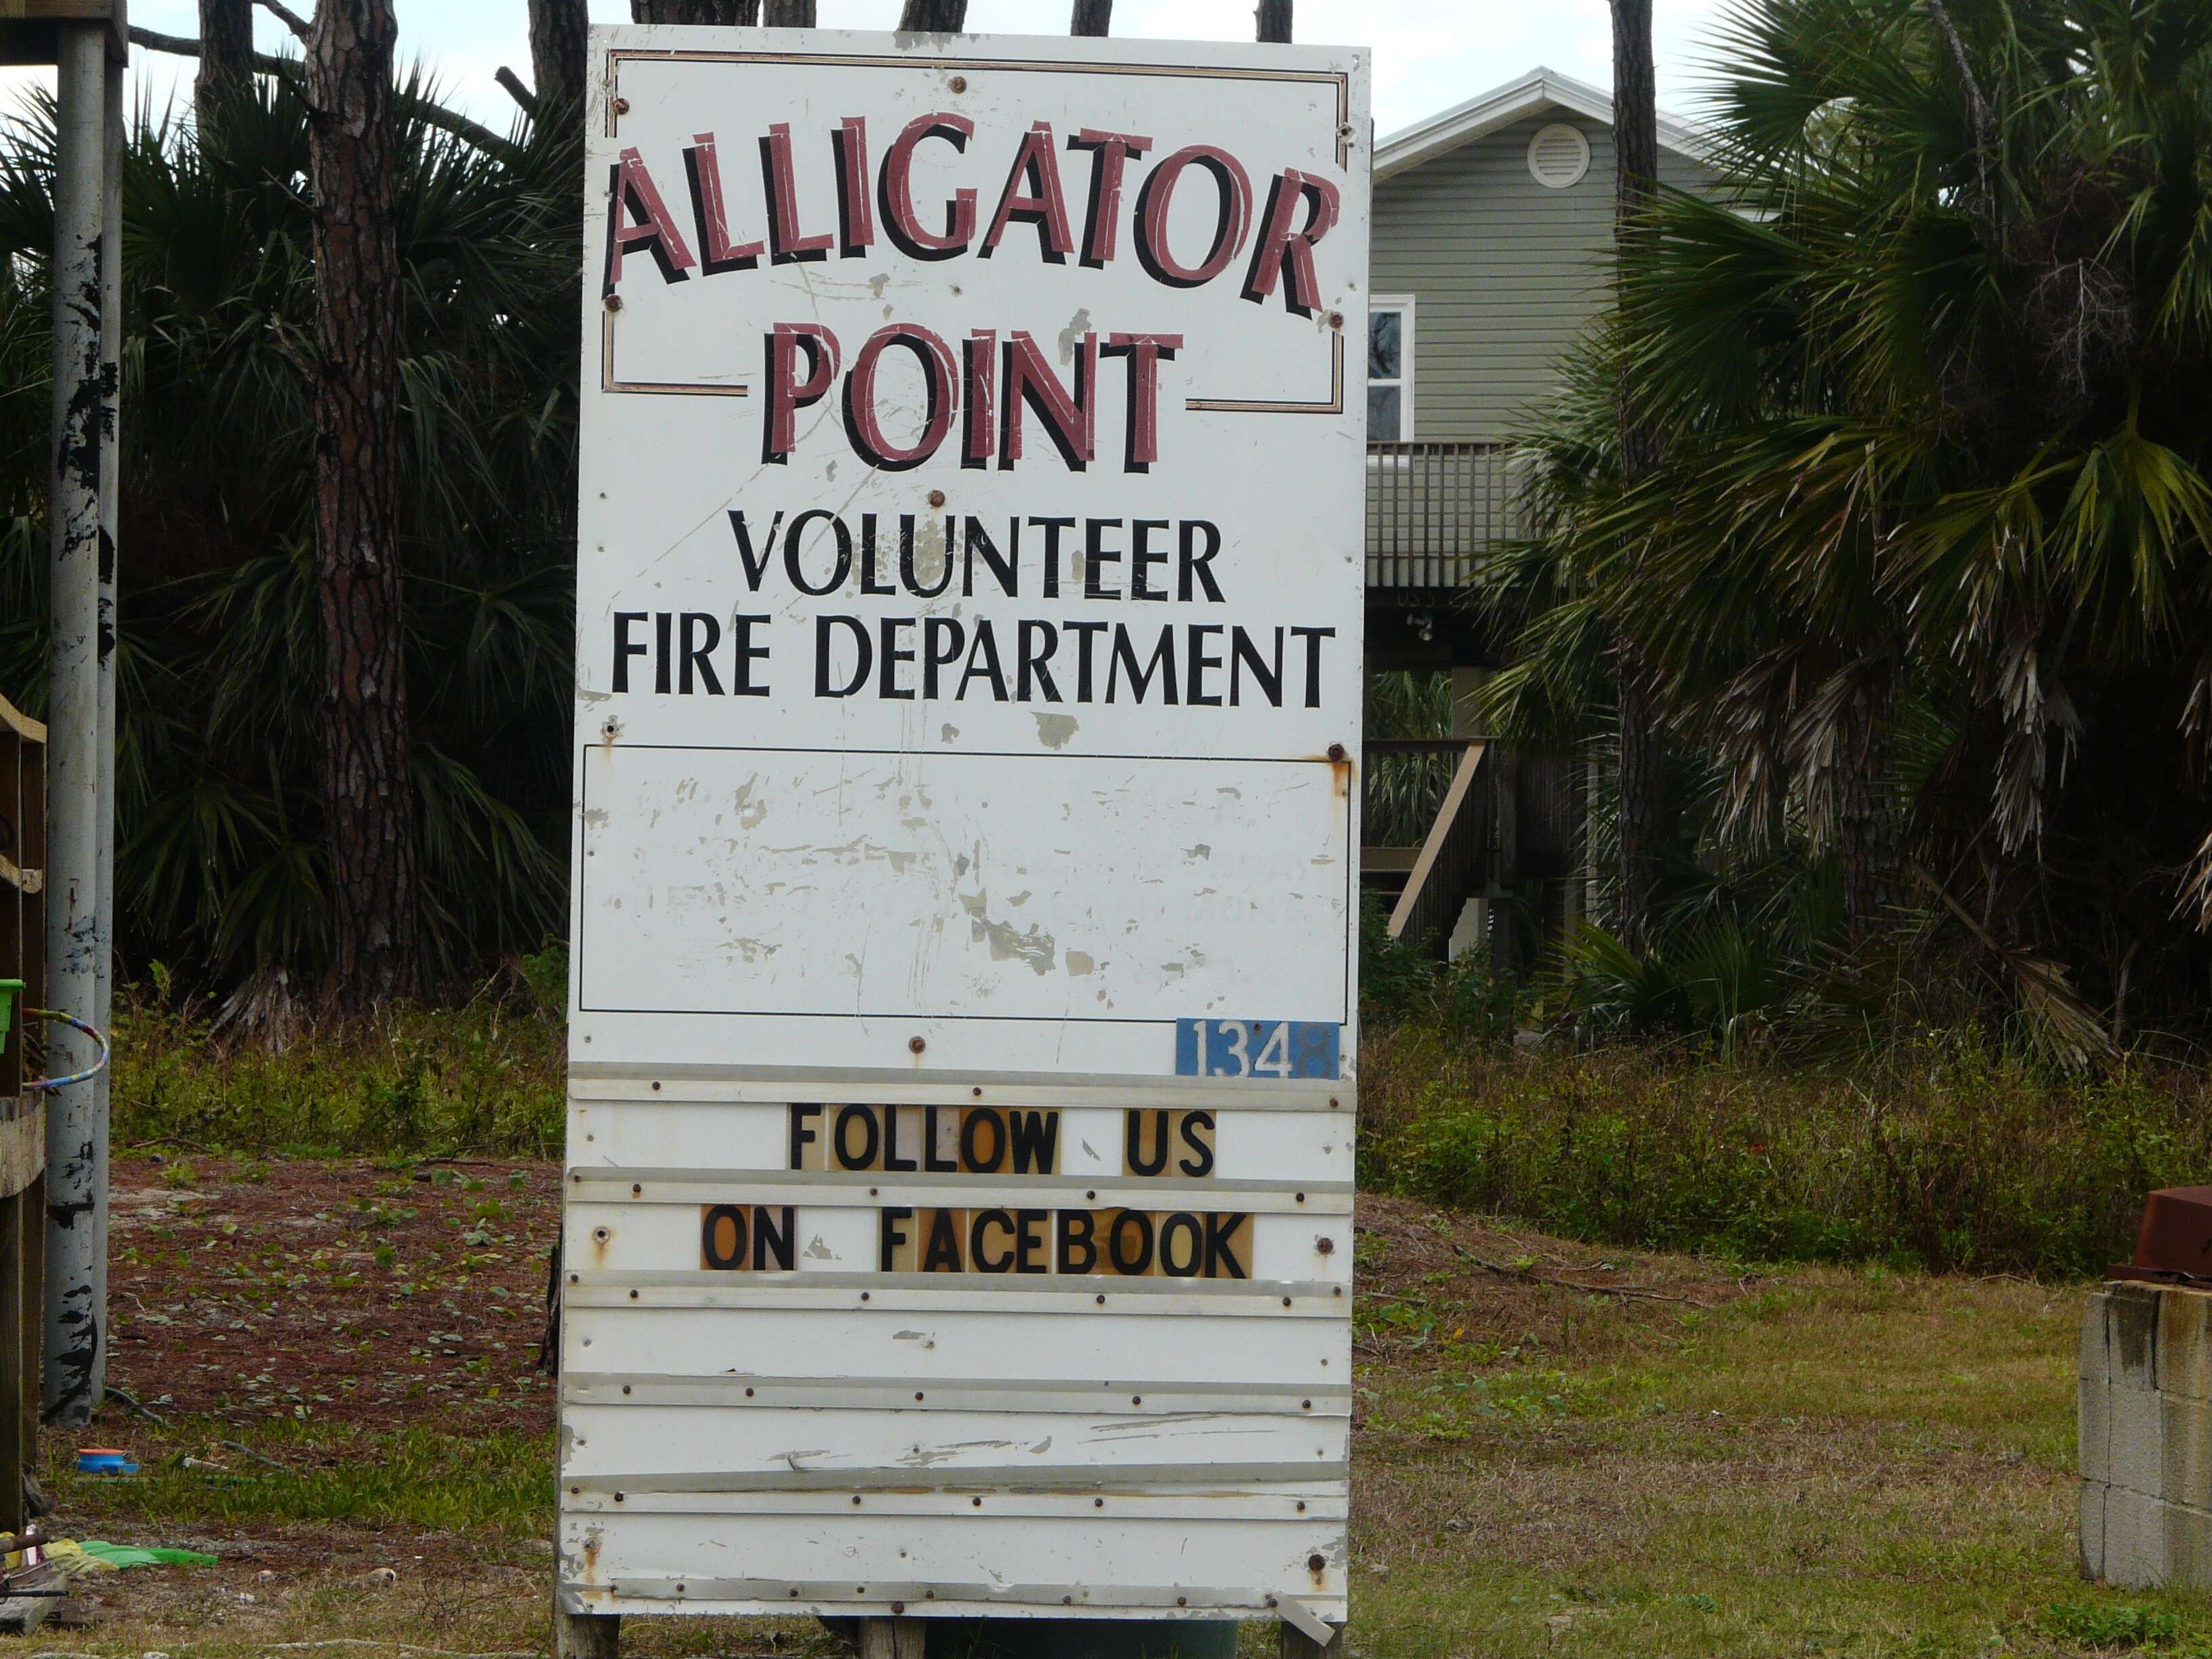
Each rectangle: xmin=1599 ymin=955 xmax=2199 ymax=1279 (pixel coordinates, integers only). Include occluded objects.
xmin=1486 ymin=0 xmax=2212 ymax=1039
xmin=0 ymin=77 xmax=579 ymax=995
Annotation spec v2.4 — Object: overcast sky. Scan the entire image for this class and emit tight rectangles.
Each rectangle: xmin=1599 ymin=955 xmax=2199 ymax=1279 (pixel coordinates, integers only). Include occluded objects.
xmin=45 ymin=1 xmax=1732 ymax=138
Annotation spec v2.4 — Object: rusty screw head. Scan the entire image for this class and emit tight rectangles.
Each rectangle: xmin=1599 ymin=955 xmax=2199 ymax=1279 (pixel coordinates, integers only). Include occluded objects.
xmin=1307 ymin=1553 xmax=1326 ymax=1573
xmin=927 ymin=489 xmax=947 ymax=508
xmin=1328 ymin=310 xmax=1345 ymax=329
xmin=949 ymin=75 xmax=968 ymax=92
xmin=1328 ymin=743 xmax=1348 ymax=762
xmin=602 ymin=294 xmax=622 ymax=313
xmin=611 ymin=96 xmax=630 ymax=115
xmin=909 ymin=1035 xmax=927 ymax=1053
xmin=1316 ymin=1235 xmax=1335 ymax=1254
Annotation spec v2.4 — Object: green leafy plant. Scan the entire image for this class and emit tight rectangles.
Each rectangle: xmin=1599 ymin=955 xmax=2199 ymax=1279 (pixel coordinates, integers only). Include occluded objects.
xmin=0 ymin=79 xmax=581 ymax=996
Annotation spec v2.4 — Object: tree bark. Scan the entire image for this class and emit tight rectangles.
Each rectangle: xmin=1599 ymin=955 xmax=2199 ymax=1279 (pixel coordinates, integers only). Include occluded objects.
xmin=762 ymin=0 xmax=815 ymax=22
xmin=528 ymin=0 xmax=590 ymax=112
xmin=1614 ymin=647 xmax=1666 ymax=954
xmin=1610 ymin=0 xmax=1667 ymax=955
xmin=197 ymin=0 xmax=255 ymax=119
xmin=898 ymin=0 xmax=966 ymax=27
xmin=1071 ymin=0 xmax=1111 ymax=33
xmin=1833 ymin=673 xmax=1900 ymax=939
xmin=306 ymin=0 xmax=426 ymax=1004
xmin=1255 ymin=0 xmax=1291 ymax=42
xmin=631 ymin=0 xmax=760 ymax=22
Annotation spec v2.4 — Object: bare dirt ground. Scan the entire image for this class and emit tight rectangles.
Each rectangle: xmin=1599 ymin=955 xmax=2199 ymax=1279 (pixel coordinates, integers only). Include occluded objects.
xmin=105 ymin=1152 xmax=560 ymax=1435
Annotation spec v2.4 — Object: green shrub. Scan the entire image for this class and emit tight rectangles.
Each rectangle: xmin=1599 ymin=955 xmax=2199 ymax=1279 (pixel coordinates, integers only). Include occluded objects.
xmin=1359 ymin=1027 xmax=2208 ymax=1277
xmin=110 ymin=964 xmax=565 ymax=1157
xmin=2036 ymin=1601 xmax=2182 ymax=1650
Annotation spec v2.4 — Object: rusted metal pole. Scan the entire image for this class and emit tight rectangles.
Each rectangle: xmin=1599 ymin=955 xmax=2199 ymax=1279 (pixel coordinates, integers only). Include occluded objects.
xmin=43 ymin=24 xmax=112 ymax=1427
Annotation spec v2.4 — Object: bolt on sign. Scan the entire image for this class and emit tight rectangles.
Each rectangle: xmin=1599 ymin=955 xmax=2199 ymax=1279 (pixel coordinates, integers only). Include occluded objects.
xmin=562 ymin=24 xmax=1370 ymax=1645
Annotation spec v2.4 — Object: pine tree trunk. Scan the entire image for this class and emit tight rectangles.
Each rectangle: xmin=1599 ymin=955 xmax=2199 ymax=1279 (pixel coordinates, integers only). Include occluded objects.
xmin=1834 ymin=674 xmax=1900 ymax=938
xmin=529 ymin=0 xmax=590 ymax=112
xmin=1256 ymin=0 xmax=1292 ymax=42
xmin=632 ymin=0 xmax=761 ymax=22
xmin=763 ymin=0 xmax=815 ymax=22
xmin=899 ymin=0 xmax=967 ymax=27
xmin=1071 ymin=0 xmax=1111 ymax=33
xmin=197 ymin=0 xmax=255 ymax=118
xmin=1610 ymin=0 xmax=1667 ymax=956
xmin=307 ymin=0 xmax=426 ymax=1005
xmin=1614 ymin=648 xmax=1666 ymax=955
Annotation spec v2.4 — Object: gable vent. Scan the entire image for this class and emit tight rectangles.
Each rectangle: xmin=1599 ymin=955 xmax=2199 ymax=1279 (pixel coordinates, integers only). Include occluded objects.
xmin=1527 ymin=122 xmax=1591 ymax=188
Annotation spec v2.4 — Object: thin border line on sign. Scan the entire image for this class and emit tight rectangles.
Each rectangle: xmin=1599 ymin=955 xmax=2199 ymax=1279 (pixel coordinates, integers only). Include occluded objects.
xmin=602 ymin=308 xmax=752 ymax=398
xmin=598 ymin=48 xmax=1353 ymax=411
xmin=574 ymin=742 xmax=1355 ymax=1027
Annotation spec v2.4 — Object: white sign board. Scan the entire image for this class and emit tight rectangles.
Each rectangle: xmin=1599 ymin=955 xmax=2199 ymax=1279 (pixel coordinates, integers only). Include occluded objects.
xmin=562 ymin=25 xmax=1370 ymax=1638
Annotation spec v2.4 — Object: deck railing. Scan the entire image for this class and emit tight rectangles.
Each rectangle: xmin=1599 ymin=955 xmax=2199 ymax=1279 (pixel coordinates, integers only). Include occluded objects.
xmin=1366 ymin=441 xmax=1523 ymax=590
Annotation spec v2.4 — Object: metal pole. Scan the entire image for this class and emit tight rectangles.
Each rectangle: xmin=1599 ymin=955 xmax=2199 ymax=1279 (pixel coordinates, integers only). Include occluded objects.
xmin=43 ymin=24 xmax=110 ymax=1427
xmin=88 ymin=53 xmax=123 ymax=1418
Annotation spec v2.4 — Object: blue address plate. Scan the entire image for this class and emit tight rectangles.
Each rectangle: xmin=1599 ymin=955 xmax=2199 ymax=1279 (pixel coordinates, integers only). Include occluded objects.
xmin=1174 ymin=1019 xmax=1340 ymax=1080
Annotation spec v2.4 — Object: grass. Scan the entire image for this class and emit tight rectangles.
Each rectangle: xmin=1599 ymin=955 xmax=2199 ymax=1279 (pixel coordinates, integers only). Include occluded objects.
xmin=49 ymin=1418 xmax=550 ymax=1535
xmin=108 ymin=966 xmax=567 ymax=1158
xmin=48 ymin=970 xmax=2212 ymax=1653
xmin=24 ymin=1188 xmax=2211 ymax=1658
xmin=98 ymin=943 xmax=2201 ymax=1279
xmin=1359 ymin=1022 xmax=2209 ymax=1276
xmin=1349 ymin=1240 xmax=2207 ymax=1659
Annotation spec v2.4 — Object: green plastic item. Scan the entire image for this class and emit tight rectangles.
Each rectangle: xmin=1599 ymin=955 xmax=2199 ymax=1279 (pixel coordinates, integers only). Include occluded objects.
xmin=0 ymin=979 xmax=20 ymax=1050
xmin=75 ymin=1540 xmax=218 ymax=1568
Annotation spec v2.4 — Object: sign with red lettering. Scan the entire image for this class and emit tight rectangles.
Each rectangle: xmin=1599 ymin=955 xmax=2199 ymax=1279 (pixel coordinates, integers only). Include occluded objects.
xmin=560 ymin=25 xmax=1367 ymax=1645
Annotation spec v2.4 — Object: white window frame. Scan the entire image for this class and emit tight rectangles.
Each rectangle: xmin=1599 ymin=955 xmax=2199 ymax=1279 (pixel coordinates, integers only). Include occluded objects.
xmin=1367 ymin=294 xmax=1416 ymax=444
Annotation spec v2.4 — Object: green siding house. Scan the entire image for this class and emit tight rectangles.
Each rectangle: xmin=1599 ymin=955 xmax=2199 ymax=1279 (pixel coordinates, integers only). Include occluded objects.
xmin=1368 ymin=66 xmax=1712 ymax=449
xmin=1359 ymin=69 xmax=1713 ymax=957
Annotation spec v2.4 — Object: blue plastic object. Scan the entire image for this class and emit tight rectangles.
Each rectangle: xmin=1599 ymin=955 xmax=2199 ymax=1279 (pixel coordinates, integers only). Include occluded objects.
xmin=76 ymin=1448 xmax=138 ymax=1476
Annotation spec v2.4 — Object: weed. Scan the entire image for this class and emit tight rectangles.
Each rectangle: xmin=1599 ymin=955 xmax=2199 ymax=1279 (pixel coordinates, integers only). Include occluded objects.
xmin=2037 ymin=1602 xmax=2182 ymax=1650
xmin=112 ymin=991 xmax=562 ymax=1157
xmin=1360 ymin=1028 xmax=2211 ymax=1276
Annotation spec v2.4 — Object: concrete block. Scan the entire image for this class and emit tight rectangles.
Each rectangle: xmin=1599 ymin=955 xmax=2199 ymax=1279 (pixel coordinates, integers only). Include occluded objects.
xmin=2160 ymin=1288 xmax=2212 ymax=1402
xmin=2105 ymin=1484 xmax=2169 ymax=1587
xmin=2112 ymin=1385 xmax=2167 ymax=1495
xmin=2081 ymin=1479 xmax=2108 ymax=1580
xmin=2168 ymin=1498 xmax=2212 ymax=1593
xmin=2110 ymin=1284 xmax=2162 ymax=1391
xmin=2081 ymin=1379 xmax=2112 ymax=1484
xmin=2165 ymin=1395 xmax=2212 ymax=1509
xmin=2083 ymin=1292 xmax=2112 ymax=1382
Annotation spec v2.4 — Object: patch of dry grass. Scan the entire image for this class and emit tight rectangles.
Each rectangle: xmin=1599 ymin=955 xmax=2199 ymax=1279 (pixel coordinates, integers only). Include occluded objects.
xmin=1349 ymin=1196 xmax=2186 ymax=1659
